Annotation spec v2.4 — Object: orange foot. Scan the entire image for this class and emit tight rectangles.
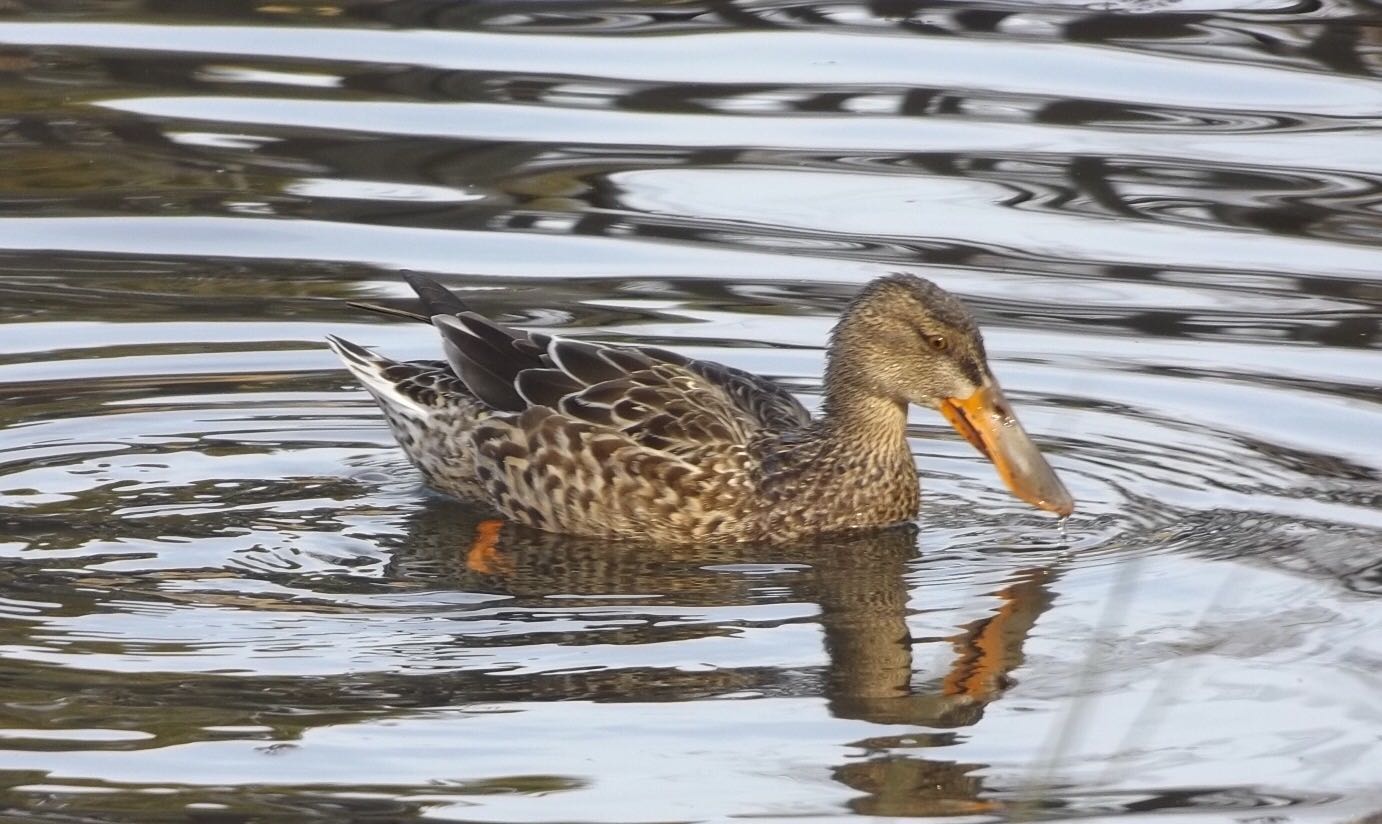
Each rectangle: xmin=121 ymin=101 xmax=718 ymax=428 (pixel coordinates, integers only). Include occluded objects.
xmin=466 ymin=519 xmax=510 ymax=575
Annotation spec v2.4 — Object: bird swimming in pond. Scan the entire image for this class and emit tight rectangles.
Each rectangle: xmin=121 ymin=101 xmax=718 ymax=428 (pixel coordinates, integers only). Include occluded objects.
xmin=328 ymin=272 xmax=1073 ymax=544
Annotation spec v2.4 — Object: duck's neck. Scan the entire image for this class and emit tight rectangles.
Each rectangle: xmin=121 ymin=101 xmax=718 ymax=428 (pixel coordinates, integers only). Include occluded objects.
xmin=803 ymin=358 xmax=919 ymax=529
xmin=818 ymin=359 xmax=910 ymax=456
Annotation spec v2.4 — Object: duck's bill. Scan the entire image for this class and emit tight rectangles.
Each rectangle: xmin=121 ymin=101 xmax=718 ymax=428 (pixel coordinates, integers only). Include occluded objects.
xmin=939 ymin=382 xmax=1075 ymax=517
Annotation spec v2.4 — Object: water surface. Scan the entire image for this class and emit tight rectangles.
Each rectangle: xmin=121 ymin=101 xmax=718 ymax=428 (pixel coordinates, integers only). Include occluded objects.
xmin=1 ymin=1 xmax=1380 ymax=822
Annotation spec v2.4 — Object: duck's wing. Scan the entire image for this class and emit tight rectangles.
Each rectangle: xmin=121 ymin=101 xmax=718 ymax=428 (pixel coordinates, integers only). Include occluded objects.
xmin=436 ymin=312 xmax=806 ymax=455
xmin=678 ymin=358 xmax=812 ymax=434
xmin=365 ymin=272 xmax=811 ymax=447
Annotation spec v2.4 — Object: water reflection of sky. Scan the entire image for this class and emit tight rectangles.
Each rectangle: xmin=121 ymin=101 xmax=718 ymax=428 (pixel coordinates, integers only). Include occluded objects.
xmin=1 ymin=0 xmax=1380 ymax=821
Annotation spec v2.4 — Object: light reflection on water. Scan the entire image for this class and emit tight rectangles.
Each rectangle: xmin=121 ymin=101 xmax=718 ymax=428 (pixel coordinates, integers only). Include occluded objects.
xmin=0 ymin=0 xmax=1380 ymax=821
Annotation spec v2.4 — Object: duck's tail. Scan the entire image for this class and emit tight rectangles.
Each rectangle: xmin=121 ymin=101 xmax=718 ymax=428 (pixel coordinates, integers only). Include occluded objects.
xmin=326 ymin=334 xmax=430 ymax=418
xmin=325 ymin=334 xmax=489 ymax=501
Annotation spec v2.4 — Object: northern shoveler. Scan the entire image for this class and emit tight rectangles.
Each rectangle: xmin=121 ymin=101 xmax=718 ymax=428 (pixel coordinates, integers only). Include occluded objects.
xmin=328 ymin=272 xmax=1073 ymax=543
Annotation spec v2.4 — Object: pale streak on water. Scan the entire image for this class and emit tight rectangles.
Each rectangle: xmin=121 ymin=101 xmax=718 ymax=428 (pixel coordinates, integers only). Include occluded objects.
xmin=0 ymin=1 xmax=1380 ymax=822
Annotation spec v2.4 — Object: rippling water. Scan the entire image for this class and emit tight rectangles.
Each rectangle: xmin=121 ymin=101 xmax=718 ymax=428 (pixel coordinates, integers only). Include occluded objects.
xmin=1 ymin=1 xmax=1380 ymax=821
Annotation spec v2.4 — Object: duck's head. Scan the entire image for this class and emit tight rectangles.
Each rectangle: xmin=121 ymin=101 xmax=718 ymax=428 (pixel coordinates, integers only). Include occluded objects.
xmin=826 ymin=273 xmax=1074 ymax=517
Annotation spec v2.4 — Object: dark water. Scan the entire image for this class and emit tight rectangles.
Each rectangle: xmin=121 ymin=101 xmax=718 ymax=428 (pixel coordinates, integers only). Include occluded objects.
xmin=1 ymin=1 xmax=1381 ymax=822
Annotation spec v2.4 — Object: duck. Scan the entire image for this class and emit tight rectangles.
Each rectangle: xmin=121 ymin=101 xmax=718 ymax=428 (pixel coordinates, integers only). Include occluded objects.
xmin=327 ymin=272 xmax=1073 ymax=544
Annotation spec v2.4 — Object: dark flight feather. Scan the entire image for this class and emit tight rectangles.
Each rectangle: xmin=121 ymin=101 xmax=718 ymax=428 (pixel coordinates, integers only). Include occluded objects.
xmin=402 ymin=271 xmax=470 ymax=317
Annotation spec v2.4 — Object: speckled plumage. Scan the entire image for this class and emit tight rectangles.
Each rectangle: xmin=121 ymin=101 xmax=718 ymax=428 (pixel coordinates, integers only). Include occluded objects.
xmin=329 ymin=272 xmax=1072 ymax=544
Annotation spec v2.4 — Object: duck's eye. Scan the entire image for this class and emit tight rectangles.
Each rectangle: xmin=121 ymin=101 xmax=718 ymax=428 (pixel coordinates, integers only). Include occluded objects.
xmin=927 ymin=335 xmax=948 ymax=352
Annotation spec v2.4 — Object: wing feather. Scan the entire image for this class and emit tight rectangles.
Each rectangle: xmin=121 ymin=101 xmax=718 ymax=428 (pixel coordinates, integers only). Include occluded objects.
xmin=402 ymin=270 xmax=470 ymax=316
xmin=515 ymin=368 xmax=583 ymax=409
xmin=363 ymin=272 xmax=812 ymax=445
xmin=548 ymin=339 xmax=628 ymax=385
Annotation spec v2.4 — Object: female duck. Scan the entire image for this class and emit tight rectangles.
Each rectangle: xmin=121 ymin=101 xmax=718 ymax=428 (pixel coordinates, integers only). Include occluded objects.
xmin=329 ymin=273 xmax=1073 ymax=544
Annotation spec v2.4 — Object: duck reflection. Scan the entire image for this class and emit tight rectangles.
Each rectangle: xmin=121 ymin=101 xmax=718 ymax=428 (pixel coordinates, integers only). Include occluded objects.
xmin=392 ymin=499 xmax=1057 ymax=816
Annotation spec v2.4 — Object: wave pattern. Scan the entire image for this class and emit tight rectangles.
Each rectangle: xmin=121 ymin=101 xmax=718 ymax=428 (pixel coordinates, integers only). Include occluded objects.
xmin=0 ymin=0 xmax=1380 ymax=822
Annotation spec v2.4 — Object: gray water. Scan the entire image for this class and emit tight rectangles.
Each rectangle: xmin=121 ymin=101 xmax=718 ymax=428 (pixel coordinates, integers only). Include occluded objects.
xmin=1 ymin=1 xmax=1380 ymax=822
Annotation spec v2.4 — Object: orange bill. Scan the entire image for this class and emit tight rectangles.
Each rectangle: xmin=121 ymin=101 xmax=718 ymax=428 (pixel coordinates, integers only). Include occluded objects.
xmin=939 ymin=381 xmax=1074 ymax=517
